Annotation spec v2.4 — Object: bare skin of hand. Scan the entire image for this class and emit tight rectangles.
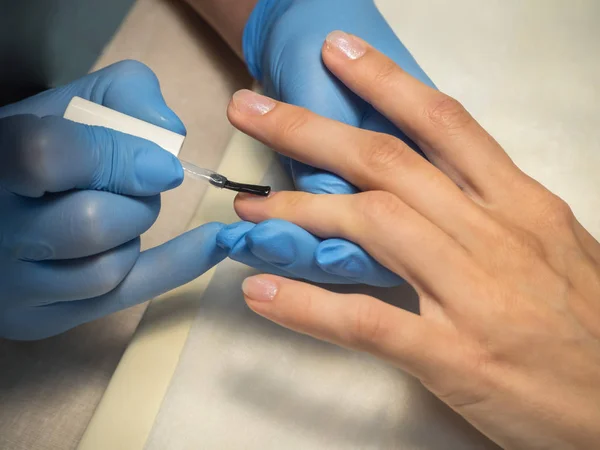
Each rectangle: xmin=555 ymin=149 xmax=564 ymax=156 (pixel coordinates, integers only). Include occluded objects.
xmin=183 ymin=0 xmax=258 ymax=57
xmin=225 ymin=31 xmax=600 ymax=449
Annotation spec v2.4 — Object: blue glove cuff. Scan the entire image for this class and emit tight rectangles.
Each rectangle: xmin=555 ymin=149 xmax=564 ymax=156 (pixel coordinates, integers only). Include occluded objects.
xmin=243 ymin=0 xmax=294 ymax=81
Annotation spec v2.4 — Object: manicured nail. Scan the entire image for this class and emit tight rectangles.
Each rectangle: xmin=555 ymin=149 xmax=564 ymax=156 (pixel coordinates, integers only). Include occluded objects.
xmin=326 ymin=31 xmax=366 ymax=60
xmin=232 ymin=90 xmax=276 ymax=115
xmin=242 ymin=276 xmax=279 ymax=302
xmin=236 ymin=191 xmax=274 ymax=201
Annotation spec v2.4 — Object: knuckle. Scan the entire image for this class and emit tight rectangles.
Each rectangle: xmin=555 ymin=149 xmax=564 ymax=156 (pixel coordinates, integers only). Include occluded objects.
xmin=347 ymin=298 xmax=387 ymax=350
xmin=296 ymin=288 xmax=316 ymax=324
xmin=423 ymin=95 xmax=472 ymax=132
xmin=96 ymin=60 xmax=158 ymax=101
xmin=75 ymin=196 xmax=108 ymax=247
xmin=274 ymin=108 xmax=311 ymax=141
xmin=273 ymin=192 xmax=304 ymax=215
xmin=359 ymin=133 xmax=408 ymax=174
xmin=371 ymin=59 xmax=400 ymax=89
xmin=534 ymin=194 xmax=574 ymax=231
xmin=19 ymin=117 xmax=60 ymax=189
xmin=495 ymin=225 xmax=545 ymax=263
xmin=358 ymin=191 xmax=404 ymax=222
xmin=94 ymin=259 xmax=129 ymax=294
xmin=258 ymin=192 xmax=308 ymax=223
xmin=470 ymin=343 xmax=494 ymax=378
xmin=92 ymin=240 xmax=141 ymax=297
xmin=72 ymin=194 xmax=159 ymax=250
xmin=435 ymin=346 xmax=494 ymax=410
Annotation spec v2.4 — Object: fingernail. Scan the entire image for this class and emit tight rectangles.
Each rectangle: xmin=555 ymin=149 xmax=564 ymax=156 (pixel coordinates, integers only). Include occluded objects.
xmin=135 ymin=148 xmax=184 ymax=193
xmin=242 ymin=276 xmax=279 ymax=302
xmin=232 ymin=90 xmax=276 ymax=116
xmin=236 ymin=191 xmax=273 ymax=201
xmin=326 ymin=31 xmax=366 ymax=60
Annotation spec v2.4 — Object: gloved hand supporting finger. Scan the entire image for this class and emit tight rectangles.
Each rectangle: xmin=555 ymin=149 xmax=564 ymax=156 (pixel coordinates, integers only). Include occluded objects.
xmin=218 ymin=220 xmax=352 ymax=284
xmin=4 ymin=238 xmax=142 ymax=306
xmin=3 ymin=190 xmax=159 ymax=261
xmin=0 ymin=223 xmax=227 ymax=340
xmin=218 ymin=220 xmax=403 ymax=287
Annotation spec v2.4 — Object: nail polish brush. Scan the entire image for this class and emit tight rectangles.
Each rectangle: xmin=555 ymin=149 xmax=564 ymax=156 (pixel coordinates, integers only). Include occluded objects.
xmin=63 ymin=96 xmax=271 ymax=196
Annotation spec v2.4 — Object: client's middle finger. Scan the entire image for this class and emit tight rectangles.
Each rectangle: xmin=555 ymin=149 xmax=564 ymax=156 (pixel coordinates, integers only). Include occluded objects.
xmin=228 ymin=90 xmax=489 ymax=247
xmin=235 ymin=191 xmax=486 ymax=306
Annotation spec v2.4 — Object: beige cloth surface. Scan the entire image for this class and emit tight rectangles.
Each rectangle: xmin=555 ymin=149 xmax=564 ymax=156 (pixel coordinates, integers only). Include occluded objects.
xmin=0 ymin=1 xmax=250 ymax=449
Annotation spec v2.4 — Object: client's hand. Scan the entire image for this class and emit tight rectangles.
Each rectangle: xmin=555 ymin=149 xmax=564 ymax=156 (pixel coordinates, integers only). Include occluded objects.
xmin=226 ymin=32 xmax=600 ymax=449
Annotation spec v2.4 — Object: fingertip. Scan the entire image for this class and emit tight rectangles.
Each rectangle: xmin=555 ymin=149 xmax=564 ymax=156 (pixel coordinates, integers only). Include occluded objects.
xmin=242 ymin=274 xmax=282 ymax=305
xmin=173 ymin=156 xmax=185 ymax=187
xmin=323 ymin=31 xmax=368 ymax=62
xmin=157 ymin=105 xmax=187 ymax=136
xmin=132 ymin=144 xmax=184 ymax=195
xmin=136 ymin=96 xmax=186 ymax=136
xmin=216 ymin=221 xmax=254 ymax=251
xmin=226 ymin=96 xmax=240 ymax=124
xmin=228 ymin=90 xmax=279 ymax=138
xmin=231 ymin=89 xmax=277 ymax=116
xmin=233 ymin=193 xmax=249 ymax=220
xmin=199 ymin=221 xmax=228 ymax=235
xmin=166 ymin=153 xmax=184 ymax=190
xmin=233 ymin=191 xmax=274 ymax=222
xmin=97 ymin=60 xmax=187 ymax=135
xmin=321 ymin=31 xmax=340 ymax=64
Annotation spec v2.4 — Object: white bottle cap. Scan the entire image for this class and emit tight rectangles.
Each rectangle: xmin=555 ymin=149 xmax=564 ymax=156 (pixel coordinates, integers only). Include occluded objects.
xmin=63 ymin=96 xmax=185 ymax=157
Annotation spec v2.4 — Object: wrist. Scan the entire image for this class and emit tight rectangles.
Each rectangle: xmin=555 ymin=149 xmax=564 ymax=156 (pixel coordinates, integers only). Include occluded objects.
xmin=185 ymin=0 xmax=259 ymax=59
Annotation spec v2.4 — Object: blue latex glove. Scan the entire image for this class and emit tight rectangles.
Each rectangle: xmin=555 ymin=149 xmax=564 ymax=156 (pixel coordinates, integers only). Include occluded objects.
xmin=0 ymin=60 xmax=226 ymax=340
xmin=217 ymin=0 xmax=434 ymax=286
xmin=217 ymin=220 xmax=401 ymax=286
